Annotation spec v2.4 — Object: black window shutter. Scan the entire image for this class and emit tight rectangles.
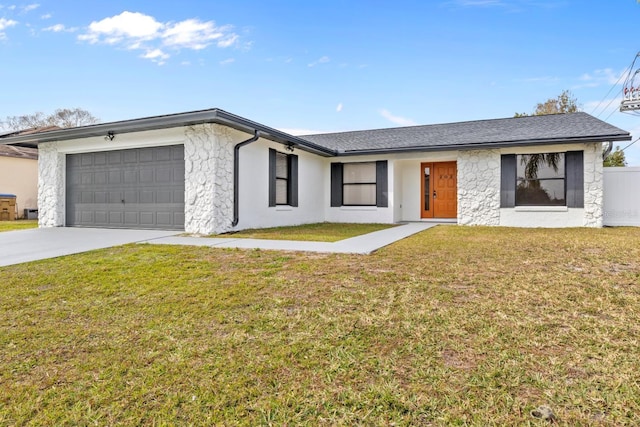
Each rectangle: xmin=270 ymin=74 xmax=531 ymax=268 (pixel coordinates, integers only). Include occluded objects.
xmin=268 ymin=148 xmax=276 ymax=207
xmin=500 ymin=154 xmax=516 ymax=208
xmin=330 ymin=163 xmax=343 ymax=207
xmin=289 ymin=154 xmax=298 ymax=207
xmin=566 ymin=150 xmax=584 ymax=208
xmin=376 ymin=160 xmax=388 ymax=208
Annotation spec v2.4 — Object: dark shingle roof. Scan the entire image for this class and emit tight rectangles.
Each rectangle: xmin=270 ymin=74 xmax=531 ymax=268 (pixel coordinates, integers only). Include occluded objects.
xmin=300 ymin=112 xmax=631 ymax=154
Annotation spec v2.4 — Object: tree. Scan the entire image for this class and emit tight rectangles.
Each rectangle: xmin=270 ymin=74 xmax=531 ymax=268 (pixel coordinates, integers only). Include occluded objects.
xmin=2 ymin=108 xmax=99 ymax=131
xmin=514 ymin=89 xmax=581 ymax=117
xmin=604 ymin=146 xmax=627 ymax=167
xmin=534 ymin=89 xmax=579 ymax=115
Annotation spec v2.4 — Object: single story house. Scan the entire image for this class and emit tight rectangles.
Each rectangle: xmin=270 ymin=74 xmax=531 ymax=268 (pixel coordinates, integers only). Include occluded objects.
xmin=0 ymin=109 xmax=631 ymax=232
xmin=0 ymin=143 xmax=38 ymax=218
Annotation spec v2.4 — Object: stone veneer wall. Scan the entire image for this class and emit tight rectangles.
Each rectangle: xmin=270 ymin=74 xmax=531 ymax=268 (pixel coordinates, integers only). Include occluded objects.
xmin=583 ymin=142 xmax=604 ymax=227
xmin=184 ymin=123 xmax=236 ymax=235
xmin=37 ymin=142 xmax=65 ymax=227
xmin=457 ymin=149 xmax=501 ymax=225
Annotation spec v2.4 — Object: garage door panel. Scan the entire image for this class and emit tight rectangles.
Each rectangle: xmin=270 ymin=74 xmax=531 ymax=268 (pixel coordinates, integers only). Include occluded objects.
xmin=81 ymin=154 xmax=93 ymax=166
xmin=66 ymin=145 xmax=184 ymax=230
xmin=140 ymin=212 xmax=154 ymax=226
xmin=94 ymin=211 xmax=108 ymax=223
xmin=156 ymin=212 xmax=174 ymax=226
xmin=81 ymin=191 xmax=93 ymax=203
xmin=95 ymin=192 xmax=107 ymax=203
xmin=108 ymin=152 xmax=121 ymax=164
xmin=81 ymin=211 xmax=93 ymax=223
xmin=140 ymin=169 xmax=154 ymax=183
xmin=124 ymin=211 xmax=139 ymax=225
xmin=171 ymin=145 xmax=183 ymax=160
xmin=124 ymin=170 xmax=137 ymax=183
xmin=139 ymin=190 xmax=154 ymax=203
xmin=156 ymin=147 xmax=172 ymax=161
xmin=124 ymin=150 xmax=137 ymax=163
xmin=156 ymin=190 xmax=172 ymax=204
xmin=94 ymin=172 xmax=107 ymax=185
xmin=156 ymin=168 xmax=172 ymax=182
xmin=139 ymin=149 xmax=154 ymax=162
xmin=94 ymin=152 xmax=107 ymax=165
xmin=124 ymin=191 xmax=138 ymax=203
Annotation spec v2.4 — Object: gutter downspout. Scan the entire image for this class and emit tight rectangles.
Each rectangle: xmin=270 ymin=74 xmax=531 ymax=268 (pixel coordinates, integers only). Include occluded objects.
xmin=232 ymin=130 xmax=261 ymax=227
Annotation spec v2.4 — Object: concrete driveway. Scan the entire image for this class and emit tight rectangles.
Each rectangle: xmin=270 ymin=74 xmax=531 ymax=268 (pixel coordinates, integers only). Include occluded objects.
xmin=0 ymin=227 xmax=180 ymax=267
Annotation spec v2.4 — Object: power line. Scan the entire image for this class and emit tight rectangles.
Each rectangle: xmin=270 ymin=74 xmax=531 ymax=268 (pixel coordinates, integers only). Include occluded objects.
xmin=590 ymin=56 xmax=635 ymax=118
xmin=620 ymin=136 xmax=640 ymax=152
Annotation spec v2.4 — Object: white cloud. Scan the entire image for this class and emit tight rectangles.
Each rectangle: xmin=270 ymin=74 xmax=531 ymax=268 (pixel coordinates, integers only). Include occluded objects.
xmin=22 ymin=3 xmax=39 ymax=12
xmin=140 ymin=48 xmax=169 ymax=65
xmin=43 ymin=23 xmax=75 ymax=33
xmin=308 ymin=56 xmax=330 ymax=67
xmin=79 ymin=11 xmax=163 ymax=45
xmin=379 ymin=109 xmax=417 ymax=126
xmin=219 ymin=57 xmax=235 ymax=65
xmin=163 ymin=19 xmax=237 ymax=50
xmin=577 ymin=68 xmax=629 ymax=88
xmin=336 ymin=103 xmax=343 ymax=112
xmin=0 ymin=17 xmax=18 ymax=39
xmin=78 ymin=11 xmax=240 ymax=64
xmin=41 ymin=13 xmax=51 ymax=19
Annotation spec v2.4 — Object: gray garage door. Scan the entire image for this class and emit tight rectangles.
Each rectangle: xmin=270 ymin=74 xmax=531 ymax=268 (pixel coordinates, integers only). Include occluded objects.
xmin=66 ymin=145 xmax=185 ymax=230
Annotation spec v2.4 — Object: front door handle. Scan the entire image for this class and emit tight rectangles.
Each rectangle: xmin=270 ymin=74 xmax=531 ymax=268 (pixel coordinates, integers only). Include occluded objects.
xmin=433 ymin=190 xmax=437 ymax=199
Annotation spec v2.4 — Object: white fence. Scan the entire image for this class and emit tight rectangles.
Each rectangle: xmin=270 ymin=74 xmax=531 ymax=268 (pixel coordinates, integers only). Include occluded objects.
xmin=603 ymin=167 xmax=640 ymax=226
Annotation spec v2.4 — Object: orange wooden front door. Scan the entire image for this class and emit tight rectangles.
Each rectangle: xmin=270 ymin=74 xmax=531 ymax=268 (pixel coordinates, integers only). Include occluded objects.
xmin=421 ymin=161 xmax=457 ymax=219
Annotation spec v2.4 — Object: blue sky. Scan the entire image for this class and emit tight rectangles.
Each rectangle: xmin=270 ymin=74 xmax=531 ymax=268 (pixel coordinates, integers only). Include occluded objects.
xmin=1 ymin=0 xmax=640 ymax=165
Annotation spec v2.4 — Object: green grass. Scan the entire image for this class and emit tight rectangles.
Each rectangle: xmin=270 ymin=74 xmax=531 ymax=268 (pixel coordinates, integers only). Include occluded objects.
xmin=214 ymin=222 xmax=397 ymax=242
xmin=1 ymin=226 xmax=640 ymax=425
xmin=0 ymin=220 xmax=38 ymax=232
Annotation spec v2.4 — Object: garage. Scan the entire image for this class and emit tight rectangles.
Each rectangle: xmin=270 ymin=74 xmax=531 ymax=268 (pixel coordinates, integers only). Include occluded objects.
xmin=65 ymin=145 xmax=185 ymax=230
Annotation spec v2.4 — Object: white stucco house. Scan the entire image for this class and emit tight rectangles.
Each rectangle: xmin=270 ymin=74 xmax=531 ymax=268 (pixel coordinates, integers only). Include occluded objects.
xmin=0 ymin=108 xmax=631 ymax=232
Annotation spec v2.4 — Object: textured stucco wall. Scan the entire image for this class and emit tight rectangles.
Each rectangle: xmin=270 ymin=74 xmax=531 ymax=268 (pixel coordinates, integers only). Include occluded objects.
xmin=184 ymin=123 xmax=236 ymax=235
xmin=583 ymin=142 xmax=604 ymax=227
xmin=37 ymin=142 xmax=65 ymax=227
xmin=457 ymin=149 xmax=501 ymax=226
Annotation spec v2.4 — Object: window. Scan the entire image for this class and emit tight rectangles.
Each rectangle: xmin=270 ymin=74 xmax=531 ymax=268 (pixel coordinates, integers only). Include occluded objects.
xmin=343 ymin=162 xmax=377 ymax=205
xmin=501 ymin=151 xmax=584 ymax=208
xmin=516 ymin=153 xmax=565 ymax=206
xmin=331 ymin=161 xmax=388 ymax=207
xmin=269 ymin=149 xmax=298 ymax=207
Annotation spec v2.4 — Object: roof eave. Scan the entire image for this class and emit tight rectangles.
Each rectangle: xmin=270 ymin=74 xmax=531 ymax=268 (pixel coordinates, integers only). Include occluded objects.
xmin=335 ymin=134 xmax=632 ymax=156
xmin=0 ymin=108 xmax=336 ymax=156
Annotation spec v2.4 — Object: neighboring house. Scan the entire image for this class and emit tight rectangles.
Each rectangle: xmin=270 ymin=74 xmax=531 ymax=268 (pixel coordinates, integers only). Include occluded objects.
xmin=0 ymin=109 xmax=631 ymax=232
xmin=0 ymin=143 xmax=38 ymax=218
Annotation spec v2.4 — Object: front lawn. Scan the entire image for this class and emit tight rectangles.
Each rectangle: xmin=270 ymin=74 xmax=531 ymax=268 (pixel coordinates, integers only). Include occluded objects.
xmin=215 ymin=222 xmax=397 ymax=242
xmin=0 ymin=220 xmax=38 ymax=232
xmin=1 ymin=226 xmax=639 ymax=425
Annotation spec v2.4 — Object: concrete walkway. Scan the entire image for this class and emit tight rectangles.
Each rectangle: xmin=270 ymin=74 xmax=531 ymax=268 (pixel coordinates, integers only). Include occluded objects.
xmin=0 ymin=227 xmax=180 ymax=267
xmin=0 ymin=222 xmax=443 ymax=267
xmin=148 ymin=222 xmax=440 ymax=255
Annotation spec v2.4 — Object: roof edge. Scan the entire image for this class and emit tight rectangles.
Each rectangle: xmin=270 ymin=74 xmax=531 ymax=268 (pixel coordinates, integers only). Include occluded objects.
xmin=0 ymin=108 xmax=337 ymax=156
xmin=334 ymin=134 xmax=632 ymax=156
